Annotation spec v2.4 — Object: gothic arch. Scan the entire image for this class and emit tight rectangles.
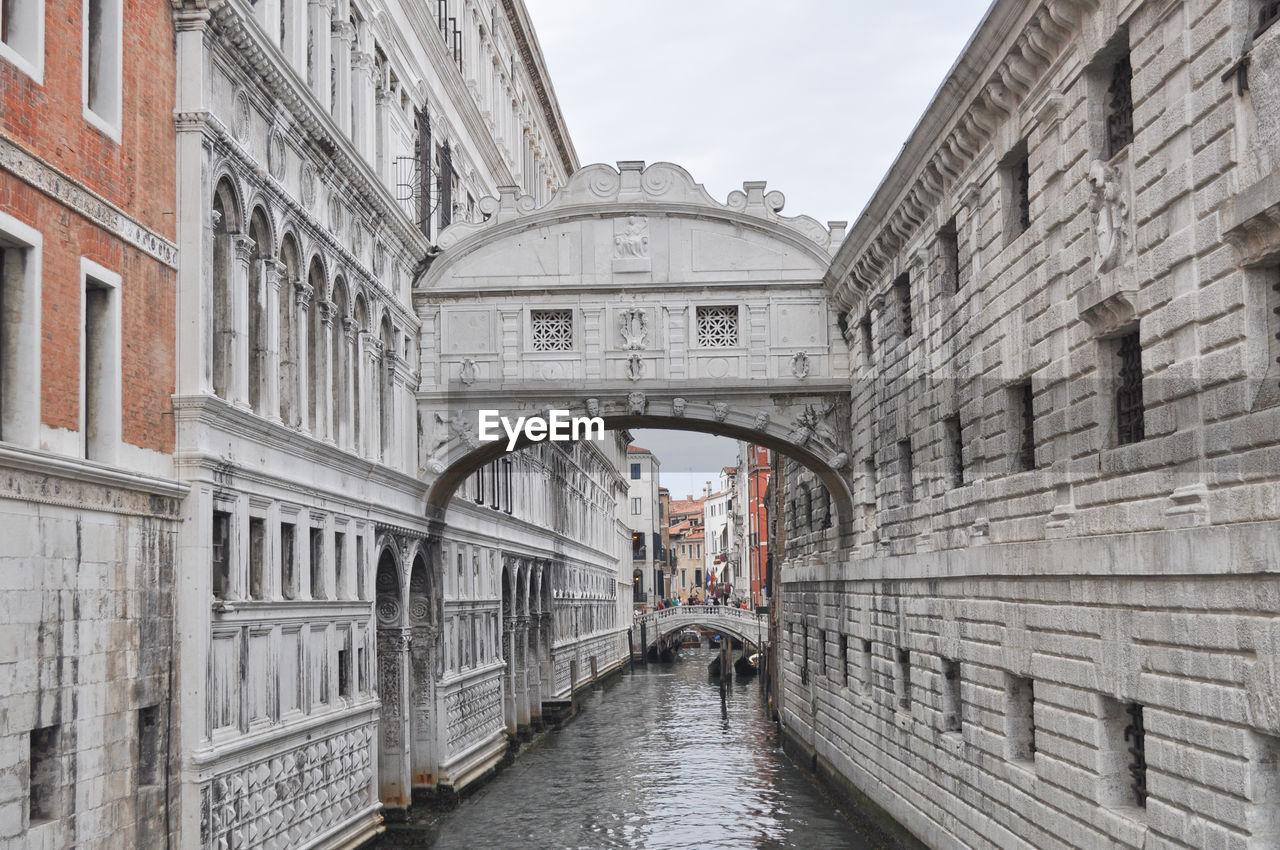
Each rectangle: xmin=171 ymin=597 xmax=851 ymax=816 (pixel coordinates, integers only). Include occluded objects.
xmin=210 ymin=177 xmax=242 ymax=401
xmin=247 ymin=206 xmax=273 ymax=415
xmin=278 ymin=232 xmax=303 ymax=425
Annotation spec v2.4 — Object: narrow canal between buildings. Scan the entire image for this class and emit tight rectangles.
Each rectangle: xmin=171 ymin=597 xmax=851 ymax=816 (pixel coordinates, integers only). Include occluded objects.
xmin=371 ymin=647 xmax=903 ymax=849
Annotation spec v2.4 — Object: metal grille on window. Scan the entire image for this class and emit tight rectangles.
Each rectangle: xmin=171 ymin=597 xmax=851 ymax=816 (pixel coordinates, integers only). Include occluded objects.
xmin=1259 ymin=1 xmax=1280 ymax=37
xmin=1019 ymin=383 xmax=1036 ymax=471
xmin=696 ymin=306 xmax=739 ymax=347
xmin=1272 ymin=273 xmax=1280 ymax=391
xmin=1116 ymin=331 xmax=1145 ymax=444
xmin=1125 ymin=702 xmax=1148 ymax=807
xmin=530 ymin=309 xmax=573 ymax=351
xmin=1106 ymin=54 xmax=1134 ymax=158
xmin=1015 ymin=156 xmax=1031 ymax=233
xmin=437 ymin=141 xmax=453 ymax=231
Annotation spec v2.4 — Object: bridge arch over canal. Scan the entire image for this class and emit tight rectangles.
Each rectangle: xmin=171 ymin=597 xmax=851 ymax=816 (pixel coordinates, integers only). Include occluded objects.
xmin=415 ymin=161 xmax=855 ymax=536
xmin=635 ymin=605 xmax=768 ymax=653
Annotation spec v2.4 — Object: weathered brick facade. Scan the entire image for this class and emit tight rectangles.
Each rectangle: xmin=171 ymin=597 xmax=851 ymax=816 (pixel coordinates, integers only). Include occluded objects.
xmin=777 ymin=0 xmax=1280 ymax=847
xmin=0 ymin=0 xmax=181 ymax=847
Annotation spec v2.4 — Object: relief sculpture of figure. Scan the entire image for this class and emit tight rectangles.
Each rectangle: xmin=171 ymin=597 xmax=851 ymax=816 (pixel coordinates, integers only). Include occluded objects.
xmin=614 ymin=215 xmax=649 ymax=259
xmin=1087 ymin=160 xmax=1127 ymax=274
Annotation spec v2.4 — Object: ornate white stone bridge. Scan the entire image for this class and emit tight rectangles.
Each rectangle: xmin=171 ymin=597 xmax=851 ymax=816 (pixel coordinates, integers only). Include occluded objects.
xmin=635 ymin=605 xmax=767 ymax=651
xmin=415 ymin=161 xmax=854 ymax=532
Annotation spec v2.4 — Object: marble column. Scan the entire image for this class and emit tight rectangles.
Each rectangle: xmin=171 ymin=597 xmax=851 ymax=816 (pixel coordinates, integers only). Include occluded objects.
xmin=331 ymin=18 xmax=354 ymax=135
xmin=294 ymin=281 xmax=313 ymax=435
xmin=307 ymin=0 xmax=332 ymax=110
xmin=263 ymin=258 xmax=285 ymax=423
xmin=230 ymin=234 xmax=255 ymax=409
xmin=319 ymin=299 xmax=336 ymax=443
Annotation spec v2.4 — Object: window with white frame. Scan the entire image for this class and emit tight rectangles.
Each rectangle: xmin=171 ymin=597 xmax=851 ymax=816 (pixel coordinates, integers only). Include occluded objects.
xmin=530 ymin=309 xmax=573 ymax=351
xmin=0 ymin=0 xmax=43 ymax=81
xmin=84 ymin=0 xmax=123 ymax=138
xmin=630 ymin=497 xmax=642 ymax=515
xmin=81 ymin=259 xmax=121 ymax=463
xmin=696 ymin=305 xmax=738 ymax=347
xmin=0 ymin=213 xmax=42 ymax=448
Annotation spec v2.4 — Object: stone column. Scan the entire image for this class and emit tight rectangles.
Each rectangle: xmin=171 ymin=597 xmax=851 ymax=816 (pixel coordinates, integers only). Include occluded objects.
xmin=285 ymin=0 xmax=307 ymax=75
xmin=375 ymin=87 xmax=392 ymax=185
xmin=363 ymin=334 xmax=383 ymax=460
xmin=294 ymin=281 xmax=313 ymax=435
xmin=502 ymin=615 xmax=517 ymax=735
xmin=319 ymin=300 xmax=336 ymax=443
xmin=515 ymin=616 xmax=531 ymax=733
xmin=230 ymin=234 xmax=255 ymax=409
xmin=526 ymin=616 xmax=543 ymax=726
xmin=307 ymin=0 xmax=332 ymax=111
xmin=342 ymin=317 xmax=357 ymax=451
xmin=332 ymin=18 xmax=354 ymax=135
xmin=352 ymin=50 xmax=375 ymax=163
xmin=263 ymin=258 xmax=285 ymax=423
xmin=377 ymin=628 xmax=412 ymax=808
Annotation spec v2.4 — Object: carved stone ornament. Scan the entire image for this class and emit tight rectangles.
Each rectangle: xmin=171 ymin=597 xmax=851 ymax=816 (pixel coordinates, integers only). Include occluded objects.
xmin=448 ymin=410 xmax=477 ymax=448
xmin=788 ymin=402 xmax=838 ymax=447
xmin=300 ymin=161 xmax=317 ymax=207
xmin=672 ymin=397 xmax=687 ymax=417
xmin=830 ymin=452 xmax=850 ymax=470
xmin=267 ymin=131 xmax=286 ymax=180
xmin=627 ymin=353 xmax=644 ymax=381
xmin=233 ymin=90 xmax=251 ymax=142
xmin=627 ymin=391 xmax=646 ymax=416
xmin=459 ymin=358 xmax=477 ymax=386
xmin=1087 ymin=159 xmax=1128 ymax=274
xmin=613 ymin=216 xmax=649 ymax=259
xmin=372 ymin=241 xmax=385 ymax=276
xmin=618 ymin=307 xmax=648 ymax=350
xmin=329 ymin=194 xmax=344 ymax=234
xmin=791 ymin=351 xmax=811 ymax=379
xmin=713 ymin=402 xmax=730 ymax=422
xmin=753 ymin=411 xmax=770 ymax=431
xmin=585 ymin=397 xmax=601 ymax=417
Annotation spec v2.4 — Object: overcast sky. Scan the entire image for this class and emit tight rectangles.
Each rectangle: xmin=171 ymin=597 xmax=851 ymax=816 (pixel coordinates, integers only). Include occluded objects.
xmin=523 ymin=1 xmax=993 ymax=496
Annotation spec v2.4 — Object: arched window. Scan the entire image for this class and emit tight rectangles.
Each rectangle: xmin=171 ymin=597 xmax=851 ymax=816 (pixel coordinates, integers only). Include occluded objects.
xmin=352 ymin=294 xmax=368 ymax=454
xmin=210 ymin=180 xmax=241 ymax=400
xmin=379 ymin=316 xmax=394 ymax=462
xmin=799 ymin=484 xmax=812 ymax=532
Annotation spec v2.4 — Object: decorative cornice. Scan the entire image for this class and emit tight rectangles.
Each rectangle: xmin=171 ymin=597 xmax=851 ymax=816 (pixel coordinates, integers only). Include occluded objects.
xmin=0 ymin=135 xmax=178 ymax=268
xmin=827 ymin=0 xmax=1095 ymax=306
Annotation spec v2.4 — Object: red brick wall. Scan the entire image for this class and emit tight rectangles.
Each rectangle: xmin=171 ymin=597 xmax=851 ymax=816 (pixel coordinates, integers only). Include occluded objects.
xmin=0 ymin=0 xmax=176 ymax=454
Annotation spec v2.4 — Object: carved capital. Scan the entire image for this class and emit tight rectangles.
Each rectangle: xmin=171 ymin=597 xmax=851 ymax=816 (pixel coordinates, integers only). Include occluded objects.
xmin=319 ymin=299 xmax=337 ymax=327
xmin=262 ymin=257 xmax=287 ymax=289
xmin=294 ymin=280 xmax=314 ymax=309
xmin=232 ymin=233 xmax=257 ymax=265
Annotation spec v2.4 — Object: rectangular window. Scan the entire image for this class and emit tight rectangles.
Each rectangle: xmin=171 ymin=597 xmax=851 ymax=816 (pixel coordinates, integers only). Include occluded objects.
xmin=29 ymin=725 xmax=59 ymax=823
xmin=1002 ymin=140 xmax=1031 ymax=241
xmin=530 ymin=309 xmax=573 ymax=351
xmin=858 ymin=313 xmax=873 ymax=365
xmin=502 ymin=459 xmax=513 ymax=514
xmin=1013 ymin=381 xmax=1036 ymax=472
xmin=357 ymin=646 xmax=367 ymax=693
xmin=893 ymin=273 xmax=912 ymax=338
xmin=137 ymin=705 xmax=160 ymax=787
xmin=0 ymin=218 xmax=42 ymax=447
xmin=1115 ymin=330 xmax=1145 ymax=444
xmin=861 ymin=639 xmax=873 ymax=697
xmin=694 ymin=568 xmax=702 ymax=587
xmin=309 ymin=526 xmax=324 ymax=599
xmin=896 ymin=649 xmax=911 ymax=709
xmin=1005 ymin=674 xmax=1036 ymax=762
xmin=248 ymin=517 xmax=265 ymax=600
xmin=801 ymin=624 xmax=809 ymax=685
xmin=897 ymin=440 xmax=914 ymax=504
xmin=941 ymin=658 xmax=962 ymax=732
xmin=337 ymin=646 xmax=351 ymax=698
xmin=630 ymin=463 xmax=641 ymax=480
xmin=1246 ymin=731 xmax=1280 ymax=847
xmin=354 ymin=533 xmax=365 ymax=599
xmin=1105 ymin=50 xmax=1134 ymax=158
xmin=212 ymin=510 xmax=231 ymax=600
xmin=0 ymin=0 xmax=44 ymax=81
xmin=82 ymin=261 xmax=121 ymax=463
xmin=945 ymin=414 xmax=964 ymax=488
xmin=838 ymin=634 xmax=849 ymax=685
xmin=1100 ymin=697 xmax=1147 ymax=809
xmin=938 ymin=218 xmax=960 ymax=296
xmin=818 ymin=629 xmax=827 ymax=676
xmin=696 ymin=305 xmax=739 ymax=347
xmin=280 ymin=522 xmax=296 ymax=600
xmin=631 ymin=497 xmax=642 ymax=515
xmin=84 ymin=0 xmax=123 ymax=137
xmin=333 ymin=530 xmax=346 ymax=599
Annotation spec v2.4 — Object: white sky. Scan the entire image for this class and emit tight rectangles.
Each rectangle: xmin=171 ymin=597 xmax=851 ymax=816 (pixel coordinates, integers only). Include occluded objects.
xmin=523 ymin=1 xmax=994 ymax=495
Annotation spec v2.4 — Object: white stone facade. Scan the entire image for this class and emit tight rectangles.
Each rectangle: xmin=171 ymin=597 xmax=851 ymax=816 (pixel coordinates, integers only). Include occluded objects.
xmin=777 ymin=1 xmax=1280 ymax=848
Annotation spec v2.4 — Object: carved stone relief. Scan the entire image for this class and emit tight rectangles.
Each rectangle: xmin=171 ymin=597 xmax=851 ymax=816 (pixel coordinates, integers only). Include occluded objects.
xmin=1087 ymin=160 xmax=1128 ymax=274
xmin=627 ymin=392 xmax=646 ymax=416
xmin=618 ymin=307 xmax=648 ymax=350
xmin=791 ymin=351 xmax=811 ymax=379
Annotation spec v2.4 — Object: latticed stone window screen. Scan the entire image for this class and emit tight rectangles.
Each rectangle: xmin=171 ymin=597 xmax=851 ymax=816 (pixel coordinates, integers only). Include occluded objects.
xmin=530 ymin=309 xmax=573 ymax=351
xmin=696 ymin=305 xmax=739 ymax=347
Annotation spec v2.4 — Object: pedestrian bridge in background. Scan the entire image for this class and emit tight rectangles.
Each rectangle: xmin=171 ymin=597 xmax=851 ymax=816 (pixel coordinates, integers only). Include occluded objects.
xmin=635 ymin=605 xmax=767 ymax=650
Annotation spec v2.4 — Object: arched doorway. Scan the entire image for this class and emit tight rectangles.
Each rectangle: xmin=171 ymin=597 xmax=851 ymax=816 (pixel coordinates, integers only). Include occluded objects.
xmin=375 ymin=545 xmax=409 ymax=807
xmin=407 ymin=547 xmax=437 ymax=789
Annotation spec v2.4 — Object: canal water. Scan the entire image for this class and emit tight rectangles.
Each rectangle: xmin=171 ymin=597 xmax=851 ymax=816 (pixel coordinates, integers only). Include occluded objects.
xmin=372 ymin=648 xmax=899 ymax=849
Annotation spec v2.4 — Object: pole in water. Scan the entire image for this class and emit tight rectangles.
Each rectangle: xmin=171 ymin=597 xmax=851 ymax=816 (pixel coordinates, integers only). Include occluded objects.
xmin=640 ymin=623 xmax=648 ymax=666
xmin=628 ymin=629 xmax=635 ymax=673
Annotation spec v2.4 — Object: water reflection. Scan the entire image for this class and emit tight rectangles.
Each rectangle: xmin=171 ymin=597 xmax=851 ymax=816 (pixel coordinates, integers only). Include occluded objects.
xmin=373 ymin=648 xmax=892 ymax=849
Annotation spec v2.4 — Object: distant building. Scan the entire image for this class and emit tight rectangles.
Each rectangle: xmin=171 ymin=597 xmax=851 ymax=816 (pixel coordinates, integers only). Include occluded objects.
xmin=668 ymin=495 xmax=707 ymax=601
xmin=738 ymin=444 xmax=771 ymax=606
xmin=625 ymin=446 xmax=662 ymax=605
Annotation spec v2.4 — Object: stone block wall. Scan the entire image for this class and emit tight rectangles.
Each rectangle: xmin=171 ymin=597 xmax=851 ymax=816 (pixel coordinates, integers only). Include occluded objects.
xmin=783 ymin=0 xmax=1280 ymax=846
